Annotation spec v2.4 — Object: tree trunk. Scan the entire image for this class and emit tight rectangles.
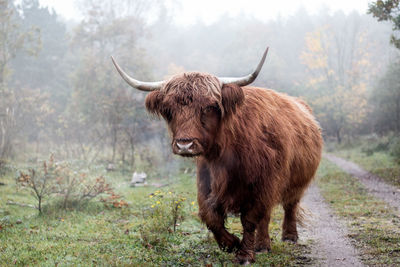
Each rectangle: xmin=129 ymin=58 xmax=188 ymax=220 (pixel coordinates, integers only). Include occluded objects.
xmin=336 ymin=129 xmax=342 ymax=144
xmin=396 ymin=98 xmax=400 ymax=133
xmin=38 ymin=196 xmax=42 ymax=214
xmin=121 ymin=150 xmax=125 ymax=164
xmin=111 ymin=127 xmax=117 ymax=163
xmin=129 ymin=134 xmax=135 ymax=168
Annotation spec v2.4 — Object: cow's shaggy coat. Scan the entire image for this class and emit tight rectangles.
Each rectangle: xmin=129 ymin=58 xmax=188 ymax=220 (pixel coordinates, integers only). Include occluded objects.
xmin=144 ymin=72 xmax=323 ymax=264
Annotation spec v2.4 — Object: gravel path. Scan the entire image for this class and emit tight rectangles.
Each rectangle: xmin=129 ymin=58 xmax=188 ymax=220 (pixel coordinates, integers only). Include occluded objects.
xmin=299 ymin=184 xmax=364 ymax=267
xmin=324 ymin=154 xmax=400 ymax=213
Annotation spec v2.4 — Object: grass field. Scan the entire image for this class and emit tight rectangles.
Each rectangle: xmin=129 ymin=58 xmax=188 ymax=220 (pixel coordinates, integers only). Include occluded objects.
xmin=0 ymin=162 xmax=312 ymax=266
xmin=330 ymin=139 xmax=400 ymax=188
xmin=1 ymin=141 xmax=399 ymax=266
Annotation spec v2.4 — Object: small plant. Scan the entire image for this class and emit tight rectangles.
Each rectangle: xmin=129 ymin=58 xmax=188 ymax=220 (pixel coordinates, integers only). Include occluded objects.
xmin=389 ymin=137 xmax=400 ymax=162
xmin=171 ymin=194 xmax=186 ymax=232
xmin=361 ymin=139 xmax=389 ymax=156
xmin=139 ymin=190 xmax=188 ymax=247
xmin=51 ymin=167 xmax=114 ymax=209
xmin=0 ymin=158 xmax=7 ymax=176
xmin=16 ymin=155 xmax=125 ymax=214
xmin=100 ymin=192 xmax=128 ymax=208
xmin=16 ymin=156 xmax=56 ymax=213
xmin=0 ymin=216 xmax=11 ymax=232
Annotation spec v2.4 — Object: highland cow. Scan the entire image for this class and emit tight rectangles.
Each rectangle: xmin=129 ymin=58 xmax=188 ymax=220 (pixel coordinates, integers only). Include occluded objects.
xmin=112 ymin=47 xmax=323 ymax=265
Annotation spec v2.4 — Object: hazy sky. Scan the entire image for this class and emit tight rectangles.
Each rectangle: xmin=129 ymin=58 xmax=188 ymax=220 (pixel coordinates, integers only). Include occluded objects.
xmin=39 ymin=0 xmax=372 ymax=24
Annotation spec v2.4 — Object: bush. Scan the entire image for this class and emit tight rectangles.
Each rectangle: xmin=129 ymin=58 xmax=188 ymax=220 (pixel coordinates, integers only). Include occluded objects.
xmin=16 ymin=157 xmax=56 ymax=213
xmin=0 ymin=158 xmax=12 ymax=177
xmin=0 ymin=159 xmax=5 ymax=175
xmin=16 ymin=155 xmax=126 ymax=214
xmin=139 ymin=190 xmax=187 ymax=247
xmin=0 ymin=216 xmax=11 ymax=231
xmin=389 ymin=137 xmax=400 ymax=162
xmin=357 ymin=134 xmax=400 ymax=162
xmin=360 ymin=135 xmax=390 ymax=156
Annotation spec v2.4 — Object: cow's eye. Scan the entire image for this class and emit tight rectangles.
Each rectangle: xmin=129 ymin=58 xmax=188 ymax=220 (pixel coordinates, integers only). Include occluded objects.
xmin=203 ymin=105 xmax=219 ymax=115
xmin=201 ymin=105 xmax=221 ymax=128
xmin=163 ymin=109 xmax=173 ymax=122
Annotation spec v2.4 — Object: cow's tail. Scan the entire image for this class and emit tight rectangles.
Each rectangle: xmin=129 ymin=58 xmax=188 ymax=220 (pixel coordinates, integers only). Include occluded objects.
xmin=296 ymin=204 xmax=312 ymax=227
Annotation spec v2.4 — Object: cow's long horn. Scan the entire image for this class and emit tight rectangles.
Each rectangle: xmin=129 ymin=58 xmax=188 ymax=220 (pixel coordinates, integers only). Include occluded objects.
xmin=219 ymin=47 xmax=269 ymax=87
xmin=111 ymin=56 xmax=164 ymax=91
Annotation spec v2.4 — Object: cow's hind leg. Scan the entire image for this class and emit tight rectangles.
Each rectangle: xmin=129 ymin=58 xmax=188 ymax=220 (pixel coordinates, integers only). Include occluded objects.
xmin=255 ymin=209 xmax=272 ymax=253
xmin=282 ymin=199 xmax=300 ymax=242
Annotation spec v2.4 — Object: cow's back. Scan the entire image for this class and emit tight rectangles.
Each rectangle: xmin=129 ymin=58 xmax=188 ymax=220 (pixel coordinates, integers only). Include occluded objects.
xmin=226 ymin=87 xmax=323 ymax=204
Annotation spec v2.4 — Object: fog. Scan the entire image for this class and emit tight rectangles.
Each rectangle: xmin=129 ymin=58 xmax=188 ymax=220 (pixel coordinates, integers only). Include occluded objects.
xmin=1 ymin=0 xmax=399 ymax=174
xmin=40 ymin=0 xmax=372 ymax=25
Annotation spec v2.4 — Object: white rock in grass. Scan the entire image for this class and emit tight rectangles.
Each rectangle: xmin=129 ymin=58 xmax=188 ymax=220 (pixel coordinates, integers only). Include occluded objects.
xmin=130 ymin=172 xmax=147 ymax=187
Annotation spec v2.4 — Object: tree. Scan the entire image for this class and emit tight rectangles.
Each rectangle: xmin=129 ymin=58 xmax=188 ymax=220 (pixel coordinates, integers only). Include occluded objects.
xmin=368 ymin=0 xmax=400 ymax=49
xmin=300 ymin=12 xmax=372 ymax=143
xmin=368 ymin=1 xmax=400 ymax=133
xmin=0 ymin=0 xmax=40 ymax=85
xmin=11 ymin=0 xmax=69 ymax=96
xmin=370 ymin=60 xmax=400 ymax=133
xmin=0 ymin=0 xmax=41 ymax=160
xmin=68 ymin=0 xmax=155 ymax=164
xmin=12 ymin=1 xmax=69 ymax=151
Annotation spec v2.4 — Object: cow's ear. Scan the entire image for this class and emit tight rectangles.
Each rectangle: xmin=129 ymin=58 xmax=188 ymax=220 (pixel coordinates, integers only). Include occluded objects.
xmin=145 ymin=91 xmax=163 ymax=115
xmin=221 ymin=84 xmax=244 ymax=116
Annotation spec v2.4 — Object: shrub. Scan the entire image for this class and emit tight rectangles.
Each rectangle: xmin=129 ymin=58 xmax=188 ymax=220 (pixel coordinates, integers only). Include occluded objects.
xmin=16 ymin=156 xmax=56 ymax=213
xmin=16 ymin=155 xmax=126 ymax=213
xmin=139 ymin=190 xmax=187 ymax=247
xmin=100 ymin=192 xmax=128 ymax=208
xmin=0 ymin=159 xmax=5 ymax=175
xmin=0 ymin=158 xmax=12 ymax=177
xmin=0 ymin=216 xmax=11 ymax=232
xmin=360 ymin=136 xmax=390 ymax=156
xmin=389 ymin=137 xmax=400 ymax=162
xmin=51 ymin=166 xmax=113 ymax=209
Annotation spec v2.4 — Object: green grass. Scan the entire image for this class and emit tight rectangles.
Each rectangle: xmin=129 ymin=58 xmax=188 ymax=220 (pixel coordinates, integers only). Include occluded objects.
xmin=316 ymin=159 xmax=400 ymax=266
xmin=0 ymin=164 xmax=312 ymax=266
xmin=333 ymin=144 xmax=400 ymax=188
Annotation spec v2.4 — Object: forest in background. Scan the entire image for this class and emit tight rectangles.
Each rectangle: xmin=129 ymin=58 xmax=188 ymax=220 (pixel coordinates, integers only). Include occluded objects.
xmin=1 ymin=0 xmax=399 ymax=174
xmin=1 ymin=1 xmax=400 ymax=266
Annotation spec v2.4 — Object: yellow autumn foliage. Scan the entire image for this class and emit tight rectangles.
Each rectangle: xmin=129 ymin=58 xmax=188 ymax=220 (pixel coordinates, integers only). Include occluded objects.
xmin=301 ymin=25 xmax=371 ymax=139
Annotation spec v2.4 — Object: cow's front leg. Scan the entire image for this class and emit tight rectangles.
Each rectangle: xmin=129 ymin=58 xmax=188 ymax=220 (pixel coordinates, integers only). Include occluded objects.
xmin=213 ymin=224 xmax=241 ymax=253
xmin=235 ymin=211 xmax=259 ymax=265
xmin=198 ymin=200 xmax=240 ymax=252
xmin=255 ymin=209 xmax=272 ymax=253
xmin=197 ymin=160 xmax=240 ymax=252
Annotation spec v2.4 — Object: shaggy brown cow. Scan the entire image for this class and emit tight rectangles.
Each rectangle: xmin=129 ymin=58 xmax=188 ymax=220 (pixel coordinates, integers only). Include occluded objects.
xmin=112 ymin=47 xmax=323 ymax=265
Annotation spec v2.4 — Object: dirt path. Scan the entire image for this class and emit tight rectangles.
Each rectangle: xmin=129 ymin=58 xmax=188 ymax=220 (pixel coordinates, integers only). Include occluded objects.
xmin=324 ymin=154 xmax=400 ymax=213
xmin=299 ymin=184 xmax=364 ymax=266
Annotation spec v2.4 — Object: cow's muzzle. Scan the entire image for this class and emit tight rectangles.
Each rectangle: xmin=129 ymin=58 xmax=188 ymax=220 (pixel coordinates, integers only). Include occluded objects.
xmin=172 ymin=138 xmax=202 ymax=157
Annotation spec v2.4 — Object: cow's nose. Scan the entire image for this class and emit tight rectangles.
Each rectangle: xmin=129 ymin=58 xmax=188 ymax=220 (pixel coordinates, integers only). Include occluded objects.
xmin=175 ymin=139 xmax=194 ymax=152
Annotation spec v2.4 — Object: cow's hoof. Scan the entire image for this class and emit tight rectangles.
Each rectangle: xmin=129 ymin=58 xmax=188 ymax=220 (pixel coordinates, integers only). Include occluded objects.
xmin=255 ymin=240 xmax=271 ymax=254
xmin=239 ymin=259 xmax=252 ymax=266
xmin=226 ymin=235 xmax=241 ymax=253
xmin=235 ymin=250 xmax=255 ymax=265
xmin=282 ymin=232 xmax=298 ymax=243
xmin=255 ymin=246 xmax=271 ymax=254
xmin=218 ymin=233 xmax=240 ymax=253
